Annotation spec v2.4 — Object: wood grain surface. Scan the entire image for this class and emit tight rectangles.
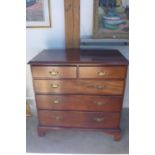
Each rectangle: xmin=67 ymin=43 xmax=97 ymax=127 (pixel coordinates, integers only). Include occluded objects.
xmin=79 ymin=66 xmax=127 ymax=79
xmin=38 ymin=110 xmax=120 ymax=128
xmin=34 ymin=80 xmax=124 ymax=95
xmin=32 ymin=66 xmax=77 ymax=79
xmin=36 ymin=95 xmax=122 ymax=111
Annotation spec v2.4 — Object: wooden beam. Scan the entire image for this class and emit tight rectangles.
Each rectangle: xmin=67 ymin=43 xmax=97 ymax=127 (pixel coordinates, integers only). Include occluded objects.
xmin=64 ymin=0 xmax=74 ymax=48
xmin=72 ymin=0 xmax=80 ymax=48
xmin=64 ymin=0 xmax=80 ymax=49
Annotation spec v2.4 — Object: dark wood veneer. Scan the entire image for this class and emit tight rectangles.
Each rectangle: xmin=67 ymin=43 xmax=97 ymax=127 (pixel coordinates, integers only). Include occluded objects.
xmin=29 ymin=49 xmax=128 ymax=65
xmin=29 ymin=49 xmax=128 ymax=141
xmin=32 ymin=66 xmax=77 ymax=79
xmin=79 ymin=66 xmax=126 ymax=79
xmin=36 ymin=95 xmax=122 ymax=111
xmin=38 ymin=111 xmax=120 ymax=128
xmin=34 ymin=80 xmax=124 ymax=95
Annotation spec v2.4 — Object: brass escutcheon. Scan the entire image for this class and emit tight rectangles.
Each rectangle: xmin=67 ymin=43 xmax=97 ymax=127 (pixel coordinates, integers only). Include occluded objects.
xmin=55 ymin=116 xmax=63 ymax=121
xmin=53 ymin=99 xmax=60 ymax=104
xmin=96 ymin=85 xmax=105 ymax=89
xmin=51 ymin=84 xmax=59 ymax=88
xmin=49 ymin=70 xmax=59 ymax=76
xmin=97 ymin=71 xmax=106 ymax=76
xmin=94 ymin=117 xmax=104 ymax=122
xmin=95 ymin=101 xmax=107 ymax=106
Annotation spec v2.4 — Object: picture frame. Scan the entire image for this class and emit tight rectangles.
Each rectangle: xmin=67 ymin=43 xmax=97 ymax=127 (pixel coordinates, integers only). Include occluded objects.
xmin=93 ymin=0 xmax=129 ymax=39
xmin=26 ymin=0 xmax=51 ymax=28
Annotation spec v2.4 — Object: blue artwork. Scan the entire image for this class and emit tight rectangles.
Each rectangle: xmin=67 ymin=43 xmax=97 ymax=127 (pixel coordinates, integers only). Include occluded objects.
xmin=26 ymin=0 xmax=36 ymax=7
xmin=98 ymin=0 xmax=129 ymax=32
xmin=99 ymin=0 xmax=116 ymax=7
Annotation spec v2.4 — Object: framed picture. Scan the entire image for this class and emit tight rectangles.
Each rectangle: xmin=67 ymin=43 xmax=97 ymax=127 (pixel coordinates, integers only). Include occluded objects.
xmin=93 ymin=0 xmax=129 ymax=39
xmin=26 ymin=0 xmax=51 ymax=28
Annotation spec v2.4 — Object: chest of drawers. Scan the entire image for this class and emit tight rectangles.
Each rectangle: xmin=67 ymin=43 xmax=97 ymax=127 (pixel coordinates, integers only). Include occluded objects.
xmin=29 ymin=49 xmax=128 ymax=141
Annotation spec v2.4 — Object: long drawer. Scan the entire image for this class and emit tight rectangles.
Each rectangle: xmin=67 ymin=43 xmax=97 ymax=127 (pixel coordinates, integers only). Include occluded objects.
xmin=34 ymin=80 xmax=124 ymax=95
xmin=32 ymin=66 xmax=77 ymax=79
xmin=36 ymin=95 xmax=122 ymax=111
xmin=38 ymin=111 xmax=120 ymax=128
xmin=79 ymin=66 xmax=126 ymax=79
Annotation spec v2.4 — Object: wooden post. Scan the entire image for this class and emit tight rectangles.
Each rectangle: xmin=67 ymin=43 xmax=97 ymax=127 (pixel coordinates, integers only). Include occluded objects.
xmin=64 ymin=0 xmax=80 ymax=48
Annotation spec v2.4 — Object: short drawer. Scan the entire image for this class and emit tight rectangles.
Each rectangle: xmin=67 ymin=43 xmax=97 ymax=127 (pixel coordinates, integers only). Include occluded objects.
xmin=32 ymin=66 xmax=77 ymax=79
xmin=36 ymin=95 xmax=122 ymax=111
xmin=79 ymin=66 xmax=126 ymax=79
xmin=34 ymin=80 xmax=124 ymax=95
xmin=38 ymin=111 xmax=120 ymax=129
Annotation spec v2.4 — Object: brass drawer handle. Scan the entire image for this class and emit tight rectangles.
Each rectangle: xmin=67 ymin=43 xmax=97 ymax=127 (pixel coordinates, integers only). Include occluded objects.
xmin=94 ymin=117 xmax=104 ymax=122
xmin=94 ymin=101 xmax=107 ymax=106
xmin=51 ymin=99 xmax=60 ymax=104
xmin=49 ymin=71 xmax=59 ymax=76
xmin=97 ymin=71 xmax=106 ymax=76
xmin=96 ymin=85 xmax=105 ymax=89
xmin=55 ymin=116 xmax=63 ymax=121
xmin=51 ymin=84 xmax=59 ymax=88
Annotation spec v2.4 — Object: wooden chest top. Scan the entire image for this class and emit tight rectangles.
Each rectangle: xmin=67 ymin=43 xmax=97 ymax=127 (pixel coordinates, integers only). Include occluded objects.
xmin=28 ymin=49 xmax=128 ymax=65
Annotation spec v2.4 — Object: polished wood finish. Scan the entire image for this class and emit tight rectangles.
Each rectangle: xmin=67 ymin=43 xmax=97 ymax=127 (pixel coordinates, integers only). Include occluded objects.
xmin=38 ymin=111 xmax=120 ymax=128
xmin=34 ymin=80 xmax=124 ymax=95
xmin=32 ymin=66 xmax=77 ymax=79
xmin=29 ymin=49 xmax=128 ymax=65
xmin=29 ymin=49 xmax=128 ymax=141
xmin=79 ymin=66 xmax=126 ymax=79
xmin=36 ymin=95 xmax=122 ymax=111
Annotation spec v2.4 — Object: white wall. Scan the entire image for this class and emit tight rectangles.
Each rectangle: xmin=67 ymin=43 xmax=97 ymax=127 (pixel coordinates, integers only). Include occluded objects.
xmin=26 ymin=0 xmax=65 ymax=100
xmin=26 ymin=0 xmax=65 ymax=62
xmin=26 ymin=0 xmax=129 ymax=113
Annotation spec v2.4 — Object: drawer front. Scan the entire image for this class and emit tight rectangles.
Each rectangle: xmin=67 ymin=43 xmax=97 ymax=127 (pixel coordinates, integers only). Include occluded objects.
xmin=36 ymin=95 xmax=122 ymax=111
xmin=38 ymin=111 xmax=120 ymax=128
xmin=34 ymin=80 xmax=124 ymax=95
xmin=79 ymin=66 xmax=126 ymax=79
xmin=32 ymin=66 xmax=77 ymax=79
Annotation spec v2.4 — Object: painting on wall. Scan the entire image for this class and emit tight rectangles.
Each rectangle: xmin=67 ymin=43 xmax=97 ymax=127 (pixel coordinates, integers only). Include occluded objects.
xmin=93 ymin=0 xmax=129 ymax=39
xmin=26 ymin=0 xmax=51 ymax=28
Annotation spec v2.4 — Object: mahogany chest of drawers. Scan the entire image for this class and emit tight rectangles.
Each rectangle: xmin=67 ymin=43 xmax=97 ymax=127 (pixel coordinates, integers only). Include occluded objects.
xmin=29 ymin=49 xmax=128 ymax=141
